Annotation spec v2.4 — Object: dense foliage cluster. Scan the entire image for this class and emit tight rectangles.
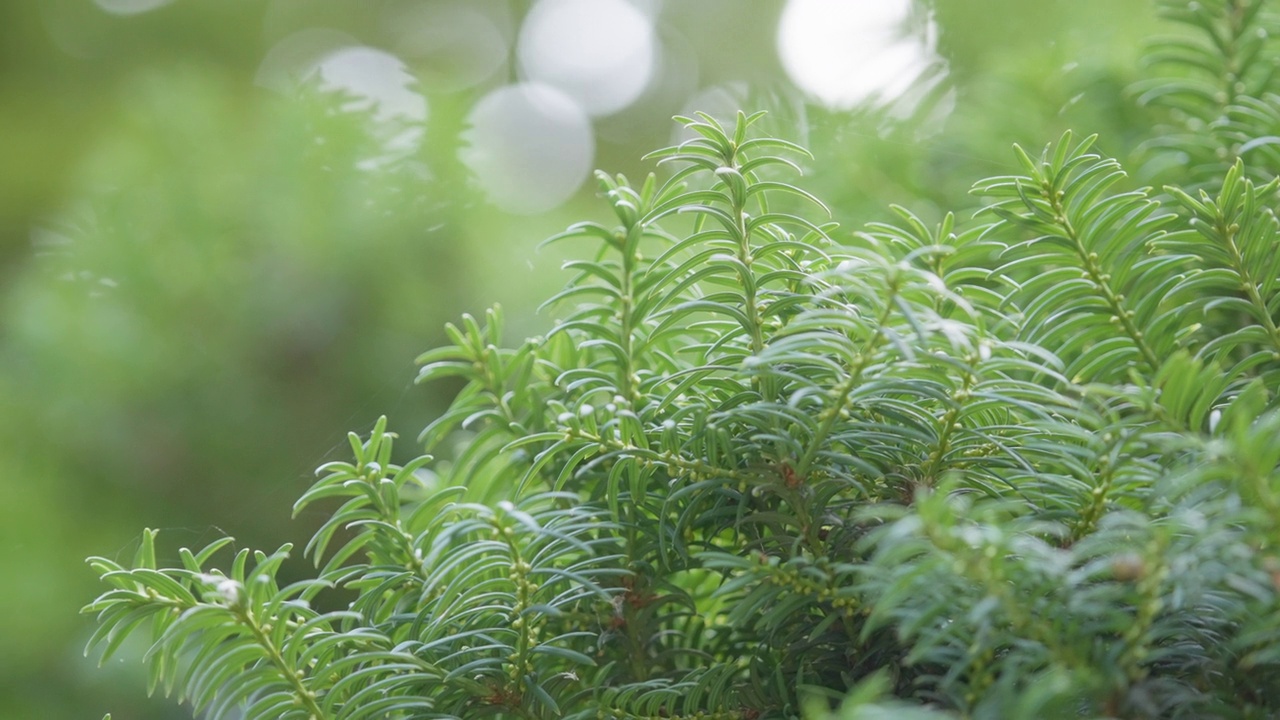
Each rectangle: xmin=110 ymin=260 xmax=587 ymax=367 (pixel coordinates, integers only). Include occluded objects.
xmin=86 ymin=1 xmax=1280 ymax=717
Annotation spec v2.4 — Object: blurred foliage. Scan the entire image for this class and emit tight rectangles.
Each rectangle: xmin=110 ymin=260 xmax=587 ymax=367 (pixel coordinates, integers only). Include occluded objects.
xmin=2 ymin=0 xmax=1163 ymax=717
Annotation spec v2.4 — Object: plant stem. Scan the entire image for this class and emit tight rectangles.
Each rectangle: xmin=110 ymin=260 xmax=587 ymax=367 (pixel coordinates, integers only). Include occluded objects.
xmin=235 ymin=605 xmax=328 ymax=720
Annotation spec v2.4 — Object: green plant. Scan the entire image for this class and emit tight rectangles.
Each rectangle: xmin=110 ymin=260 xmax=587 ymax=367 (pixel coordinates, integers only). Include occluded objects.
xmin=85 ymin=2 xmax=1280 ymax=717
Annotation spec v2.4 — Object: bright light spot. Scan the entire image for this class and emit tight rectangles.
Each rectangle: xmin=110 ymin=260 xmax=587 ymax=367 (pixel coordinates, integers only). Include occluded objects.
xmin=517 ymin=0 xmax=656 ymax=117
xmin=313 ymin=46 xmax=428 ymax=166
xmin=385 ymin=0 xmax=512 ymax=90
xmin=255 ymin=29 xmax=360 ymax=94
xmin=314 ymin=46 xmax=427 ymax=125
xmin=777 ymin=0 xmax=939 ymax=109
xmin=596 ymin=27 xmax=697 ymax=144
xmin=94 ymin=0 xmax=175 ymax=15
xmin=462 ymin=83 xmax=594 ymax=214
xmin=257 ymin=38 xmax=428 ymax=167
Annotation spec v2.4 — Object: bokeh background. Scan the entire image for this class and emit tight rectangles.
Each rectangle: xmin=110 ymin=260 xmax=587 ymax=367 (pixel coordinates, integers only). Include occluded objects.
xmin=1 ymin=1 xmax=1164 ymax=716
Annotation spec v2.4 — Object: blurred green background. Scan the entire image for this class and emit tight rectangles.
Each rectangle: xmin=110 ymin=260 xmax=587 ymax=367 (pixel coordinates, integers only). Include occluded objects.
xmin=1 ymin=1 xmax=1163 ymax=717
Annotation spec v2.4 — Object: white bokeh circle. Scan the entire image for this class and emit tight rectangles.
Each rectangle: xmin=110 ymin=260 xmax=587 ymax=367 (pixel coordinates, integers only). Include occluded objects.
xmin=462 ymin=83 xmax=594 ymax=214
xmin=777 ymin=0 xmax=937 ymax=109
xmin=255 ymin=29 xmax=360 ymax=94
xmin=517 ymin=0 xmax=656 ymax=117
xmin=256 ymin=38 xmax=428 ymax=167
xmin=313 ymin=46 xmax=427 ymax=124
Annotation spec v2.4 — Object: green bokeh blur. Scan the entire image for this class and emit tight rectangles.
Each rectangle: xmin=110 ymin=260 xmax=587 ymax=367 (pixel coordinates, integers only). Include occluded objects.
xmin=1 ymin=1 xmax=1161 ymax=717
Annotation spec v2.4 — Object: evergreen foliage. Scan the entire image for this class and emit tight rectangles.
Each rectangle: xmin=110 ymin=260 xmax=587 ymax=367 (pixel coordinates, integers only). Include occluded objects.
xmin=86 ymin=2 xmax=1280 ymax=717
